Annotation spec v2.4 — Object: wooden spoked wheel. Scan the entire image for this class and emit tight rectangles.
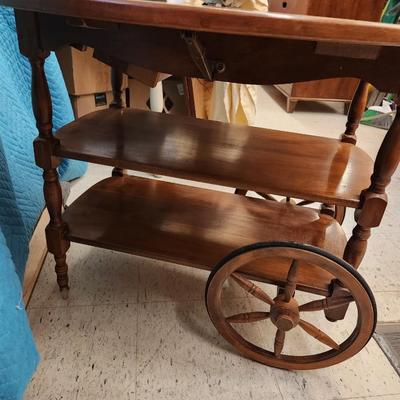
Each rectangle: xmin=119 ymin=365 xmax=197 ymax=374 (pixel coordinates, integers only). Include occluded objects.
xmin=235 ymin=190 xmax=346 ymax=225
xmin=206 ymin=242 xmax=376 ymax=370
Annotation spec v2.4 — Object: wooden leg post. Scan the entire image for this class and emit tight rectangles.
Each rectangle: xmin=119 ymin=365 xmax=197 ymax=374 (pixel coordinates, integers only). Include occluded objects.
xmin=110 ymin=66 xmax=127 ymax=177
xmin=31 ymin=53 xmax=70 ymax=298
xmin=326 ymin=108 xmax=400 ymax=321
xmin=341 ymin=80 xmax=369 ymax=145
xmin=286 ymin=99 xmax=297 ymax=113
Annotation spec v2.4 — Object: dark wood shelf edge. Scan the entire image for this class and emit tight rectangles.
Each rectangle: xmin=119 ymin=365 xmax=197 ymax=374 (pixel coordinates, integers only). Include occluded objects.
xmin=55 ymin=146 xmax=368 ymax=209
xmin=54 ymin=108 xmax=374 ymax=210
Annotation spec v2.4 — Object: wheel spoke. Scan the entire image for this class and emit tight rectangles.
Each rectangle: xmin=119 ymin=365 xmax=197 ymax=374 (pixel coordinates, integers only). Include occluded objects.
xmin=297 ymin=200 xmax=314 ymax=206
xmin=256 ymin=192 xmax=277 ymax=201
xmin=299 ymin=295 xmax=354 ymax=312
xmin=299 ymin=319 xmax=340 ymax=350
xmin=231 ymin=273 xmax=274 ymax=306
xmin=284 ymin=260 xmax=299 ymax=302
xmin=226 ymin=312 xmax=270 ymax=324
xmin=274 ymin=329 xmax=285 ymax=358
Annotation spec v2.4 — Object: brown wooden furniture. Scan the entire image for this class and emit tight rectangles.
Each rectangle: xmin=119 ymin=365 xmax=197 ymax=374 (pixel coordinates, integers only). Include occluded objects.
xmin=3 ymin=0 xmax=400 ymax=371
xmin=269 ymin=0 xmax=387 ymax=113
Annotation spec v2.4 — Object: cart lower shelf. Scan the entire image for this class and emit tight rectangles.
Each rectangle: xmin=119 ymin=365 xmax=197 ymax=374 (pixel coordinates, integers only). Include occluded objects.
xmin=63 ymin=175 xmax=347 ymax=295
xmin=55 ymin=108 xmax=374 ymax=208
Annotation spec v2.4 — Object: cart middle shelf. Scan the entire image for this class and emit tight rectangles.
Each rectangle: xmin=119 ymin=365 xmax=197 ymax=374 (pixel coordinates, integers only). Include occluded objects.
xmin=55 ymin=108 xmax=374 ymax=208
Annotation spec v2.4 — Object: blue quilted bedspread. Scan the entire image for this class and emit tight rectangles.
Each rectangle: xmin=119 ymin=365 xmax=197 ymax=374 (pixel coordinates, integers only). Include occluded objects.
xmin=0 ymin=6 xmax=87 ymax=399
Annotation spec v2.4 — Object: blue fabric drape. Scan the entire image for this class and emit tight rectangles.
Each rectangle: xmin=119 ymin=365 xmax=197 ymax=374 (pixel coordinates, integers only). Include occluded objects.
xmin=0 ymin=6 xmax=87 ymax=399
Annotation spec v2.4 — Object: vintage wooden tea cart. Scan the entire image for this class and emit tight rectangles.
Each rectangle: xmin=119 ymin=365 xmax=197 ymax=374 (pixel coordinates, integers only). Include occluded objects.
xmin=3 ymin=0 xmax=400 ymax=371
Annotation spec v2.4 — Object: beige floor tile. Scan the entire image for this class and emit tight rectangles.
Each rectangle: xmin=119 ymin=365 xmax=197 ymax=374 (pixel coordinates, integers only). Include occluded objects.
xmin=362 ymin=231 xmax=400 ymax=293
xmin=375 ymin=291 xmax=400 ymax=323
xmin=25 ymin=303 xmax=138 ymax=400
xmin=28 ymin=305 xmax=94 ymax=361
xmin=136 ymin=299 xmax=283 ymax=400
xmin=274 ymin=336 xmax=400 ymax=400
xmin=138 ymin=257 xmax=252 ymax=303
xmin=29 ymin=244 xmax=139 ymax=308
xmin=138 ymin=257 xmax=209 ymax=303
xmin=351 ymin=395 xmax=400 ymax=400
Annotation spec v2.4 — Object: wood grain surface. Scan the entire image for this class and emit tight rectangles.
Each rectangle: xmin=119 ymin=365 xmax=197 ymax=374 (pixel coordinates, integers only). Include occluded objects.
xmin=63 ymin=175 xmax=347 ymax=294
xmin=2 ymin=0 xmax=400 ymax=46
xmin=55 ymin=108 xmax=374 ymax=208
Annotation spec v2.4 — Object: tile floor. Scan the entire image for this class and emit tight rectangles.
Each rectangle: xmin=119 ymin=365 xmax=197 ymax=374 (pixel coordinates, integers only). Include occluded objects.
xmin=24 ymin=86 xmax=400 ymax=399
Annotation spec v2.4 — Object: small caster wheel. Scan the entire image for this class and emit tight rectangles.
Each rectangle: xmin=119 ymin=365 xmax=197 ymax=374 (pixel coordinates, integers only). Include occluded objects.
xmin=206 ymin=242 xmax=376 ymax=370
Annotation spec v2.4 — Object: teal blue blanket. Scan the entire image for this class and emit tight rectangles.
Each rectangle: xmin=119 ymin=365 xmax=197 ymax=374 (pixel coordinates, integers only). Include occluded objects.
xmin=0 ymin=7 xmax=87 ymax=399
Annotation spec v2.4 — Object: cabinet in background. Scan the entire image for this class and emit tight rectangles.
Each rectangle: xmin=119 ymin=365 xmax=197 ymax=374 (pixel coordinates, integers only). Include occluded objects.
xmin=269 ymin=0 xmax=387 ymax=112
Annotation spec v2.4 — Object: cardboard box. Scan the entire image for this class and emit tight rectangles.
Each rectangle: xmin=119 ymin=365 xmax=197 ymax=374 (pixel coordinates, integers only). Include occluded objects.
xmin=56 ymin=46 xmax=127 ymax=96
xmin=70 ymin=91 xmax=126 ymax=119
xmin=125 ymin=64 xmax=170 ymax=88
xmin=128 ymin=77 xmax=187 ymax=115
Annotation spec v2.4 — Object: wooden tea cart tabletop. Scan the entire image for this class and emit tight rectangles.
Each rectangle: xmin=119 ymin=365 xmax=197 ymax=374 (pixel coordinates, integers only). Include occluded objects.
xmin=3 ymin=0 xmax=400 ymax=45
xmin=2 ymin=0 xmax=399 ymax=92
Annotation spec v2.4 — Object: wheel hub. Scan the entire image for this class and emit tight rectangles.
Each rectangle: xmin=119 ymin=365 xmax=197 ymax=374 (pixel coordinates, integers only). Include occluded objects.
xmin=270 ymin=296 xmax=300 ymax=331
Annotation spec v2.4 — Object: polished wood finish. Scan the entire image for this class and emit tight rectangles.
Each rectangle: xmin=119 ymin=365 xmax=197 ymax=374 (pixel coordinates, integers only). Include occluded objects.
xmin=274 ymin=329 xmax=285 ymax=358
xmin=34 ymin=13 xmax=400 ymax=93
xmin=299 ymin=294 xmax=354 ymax=312
xmin=110 ymin=66 xmax=127 ymax=177
xmin=231 ymin=273 xmax=274 ymax=306
xmin=325 ymin=109 xmax=400 ymax=322
xmin=284 ymin=260 xmax=298 ymax=301
xmin=226 ymin=312 xmax=270 ymax=324
xmin=55 ymin=108 xmax=373 ymax=208
xmin=298 ymin=319 xmax=339 ymax=350
xmin=3 ymin=0 xmax=400 ymax=46
xmin=183 ymin=77 xmax=197 ymax=118
xmin=236 ymin=192 xmax=346 ymax=224
xmin=22 ymin=15 xmax=71 ymax=296
xmin=342 ymin=80 xmax=370 ymax=144
xmin=206 ymin=243 xmax=376 ymax=370
xmin=110 ymin=66 xmax=125 ymax=109
xmin=345 ymin=110 xmax=400 ymax=269
xmin=63 ymin=175 xmax=347 ymax=295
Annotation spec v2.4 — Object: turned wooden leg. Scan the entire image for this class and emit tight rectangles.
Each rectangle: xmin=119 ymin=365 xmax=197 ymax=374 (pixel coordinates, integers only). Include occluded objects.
xmin=341 ymin=80 xmax=369 ymax=144
xmin=286 ymin=99 xmax=297 ymax=113
xmin=343 ymin=224 xmax=371 ymax=268
xmin=327 ymin=109 xmax=400 ymax=321
xmin=43 ymin=169 xmax=70 ymax=296
xmin=112 ymin=168 xmax=126 ymax=177
xmin=183 ymin=77 xmax=197 ymax=118
xmin=30 ymin=53 xmax=70 ymax=297
xmin=110 ymin=66 xmax=127 ymax=177
xmin=343 ymin=102 xmax=351 ymax=116
xmin=325 ymin=223 xmax=371 ymax=321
